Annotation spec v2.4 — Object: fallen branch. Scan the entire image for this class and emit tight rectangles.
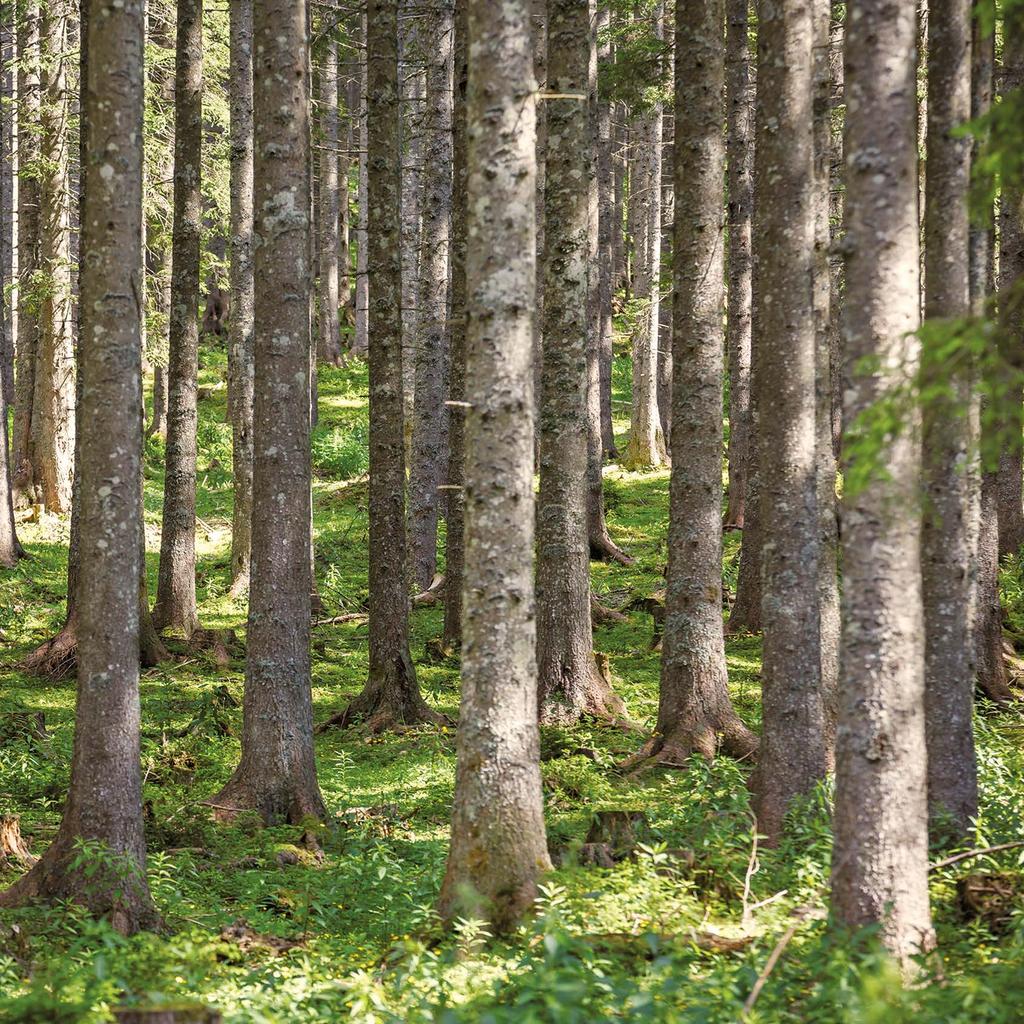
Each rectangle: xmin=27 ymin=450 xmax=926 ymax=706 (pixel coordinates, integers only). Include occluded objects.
xmin=929 ymin=841 xmax=1024 ymax=873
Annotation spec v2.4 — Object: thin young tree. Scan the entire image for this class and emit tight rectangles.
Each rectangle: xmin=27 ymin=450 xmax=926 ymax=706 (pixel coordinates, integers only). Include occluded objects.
xmin=723 ymin=0 xmax=753 ymax=530
xmin=831 ymin=0 xmax=935 ymax=962
xmin=749 ymin=0 xmax=828 ymax=843
xmin=12 ymin=0 xmax=40 ymax=504
xmin=596 ymin=3 xmax=617 ymax=459
xmin=997 ymin=10 xmax=1024 ymax=560
xmin=0 ymin=0 xmax=158 ymax=933
xmin=210 ymin=0 xmax=326 ymax=825
xmin=321 ymin=0 xmax=442 ymax=731
xmin=0 ymin=331 xmax=23 ymax=567
xmin=537 ymin=0 xmax=627 ymax=726
xmin=438 ymin=0 xmax=550 ymax=933
xmin=227 ymin=0 xmax=254 ymax=597
xmin=441 ymin=0 xmax=468 ymax=648
xmin=353 ymin=14 xmax=369 ymax=357
xmin=32 ymin=0 xmax=75 ymax=513
xmin=318 ymin=30 xmax=342 ymax=367
xmin=627 ymin=0 xmax=756 ymax=770
xmin=621 ymin=3 xmax=667 ymax=472
xmin=153 ymin=0 xmax=202 ymax=636
xmin=922 ymin=0 xmax=978 ymax=837
xmin=408 ymin=0 xmax=454 ymax=591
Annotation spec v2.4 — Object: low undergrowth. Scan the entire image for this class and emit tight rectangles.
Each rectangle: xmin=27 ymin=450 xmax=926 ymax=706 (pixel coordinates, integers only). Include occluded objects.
xmin=2 ymin=353 xmax=1024 ymax=1022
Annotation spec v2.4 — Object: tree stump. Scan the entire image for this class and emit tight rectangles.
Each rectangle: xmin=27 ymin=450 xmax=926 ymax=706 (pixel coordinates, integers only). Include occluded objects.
xmin=114 ymin=1006 xmax=221 ymax=1024
xmin=0 ymin=815 xmax=37 ymax=866
xmin=584 ymin=810 xmax=648 ymax=861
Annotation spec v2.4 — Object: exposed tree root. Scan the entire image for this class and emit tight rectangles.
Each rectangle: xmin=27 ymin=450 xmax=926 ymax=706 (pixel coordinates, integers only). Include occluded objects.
xmin=227 ymin=571 xmax=249 ymax=600
xmin=539 ymin=654 xmax=634 ymax=728
xmin=22 ymin=617 xmax=79 ymax=680
xmin=589 ymin=530 xmax=635 ymax=566
xmin=206 ymin=774 xmax=327 ymax=826
xmin=317 ymin=652 xmax=448 ymax=733
xmin=621 ymin=717 xmax=759 ymax=774
xmin=0 ymin=834 xmax=161 ymax=935
xmin=591 ymin=596 xmax=629 ymax=625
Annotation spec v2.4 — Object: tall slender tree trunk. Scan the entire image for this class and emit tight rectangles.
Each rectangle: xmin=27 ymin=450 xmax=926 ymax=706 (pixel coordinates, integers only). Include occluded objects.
xmin=537 ymin=0 xmax=626 ymax=727
xmin=408 ymin=0 xmax=454 ymax=592
xmin=813 ymin=0 xmax=840 ymax=757
xmin=227 ymin=0 xmax=255 ymax=597
xmin=212 ymin=0 xmax=326 ymax=825
xmin=352 ymin=14 xmax=369 ymax=356
xmin=628 ymin=0 xmax=756 ymax=771
xmin=971 ymin=3 xmax=1009 ymax=702
xmin=921 ymin=0 xmax=977 ymax=837
xmin=612 ymin=100 xmax=627 ymax=292
xmin=596 ymin=4 xmax=617 ymax=459
xmin=322 ymin=0 xmax=442 ymax=732
xmin=31 ymin=0 xmax=75 ymax=514
xmin=831 ymin=0 xmax=935 ymax=963
xmin=749 ymin=0 xmax=827 ymax=844
xmin=438 ymin=0 xmax=550 ymax=932
xmin=1 ymin=0 xmax=158 ymax=934
xmin=622 ymin=9 xmax=667 ymax=474
xmin=0 ymin=7 xmax=14 ymax=407
xmin=153 ymin=0 xmax=202 ymax=637
xmin=317 ymin=34 xmax=342 ymax=366
xmin=657 ymin=93 xmax=674 ymax=450
xmin=532 ymin=0 xmax=548 ymax=459
xmin=441 ymin=0 xmax=468 ymax=648
xmin=0 ymin=304 xmax=22 ymax=565
xmin=997 ymin=15 xmax=1024 ymax=560
xmin=724 ymin=0 xmax=753 ymax=530
xmin=12 ymin=1 xmax=40 ymax=503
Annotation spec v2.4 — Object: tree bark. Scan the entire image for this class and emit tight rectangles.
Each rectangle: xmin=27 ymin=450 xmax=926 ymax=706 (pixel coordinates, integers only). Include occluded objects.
xmin=32 ymin=0 xmax=75 ymax=513
xmin=353 ymin=14 xmax=369 ymax=356
xmin=153 ymin=0 xmax=202 ymax=637
xmin=0 ymin=8 xmax=14 ymax=408
xmin=971 ymin=4 xmax=1008 ymax=702
xmin=323 ymin=0 xmax=442 ymax=732
xmin=831 ymin=0 xmax=935 ymax=963
xmin=211 ymin=0 xmax=326 ymax=827
xmin=921 ymin=0 xmax=977 ymax=837
xmin=12 ymin=1 xmax=40 ymax=503
xmin=627 ymin=0 xmax=756 ymax=771
xmin=408 ymin=0 xmax=454 ymax=591
xmin=438 ymin=0 xmax=551 ymax=932
xmin=227 ymin=0 xmax=255 ymax=598
xmin=537 ymin=0 xmax=627 ymax=727
xmin=441 ymin=0 xmax=468 ymax=648
xmin=317 ymin=33 xmax=342 ymax=366
xmin=749 ymin=0 xmax=828 ymax=845
xmin=724 ymin=1 xmax=753 ymax=531
xmin=596 ymin=3 xmax=616 ymax=459
xmin=0 ymin=320 xmax=22 ymax=566
xmin=621 ymin=9 xmax=667 ymax=473
xmin=1 ymin=0 xmax=158 ymax=934
xmin=996 ymin=14 xmax=1024 ymax=560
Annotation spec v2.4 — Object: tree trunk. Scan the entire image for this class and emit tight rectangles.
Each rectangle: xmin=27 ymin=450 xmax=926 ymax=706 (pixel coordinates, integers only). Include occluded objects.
xmin=813 ymin=0 xmax=840 ymax=760
xmin=621 ymin=11 xmax=667 ymax=474
xmin=921 ymin=0 xmax=977 ymax=837
xmin=408 ymin=0 xmax=454 ymax=592
xmin=352 ymin=14 xmax=369 ymax=356
xmin=0 ymin=9 xmax=14 ymax=408
xmin=612 ymin=100 xmax=626 ymax=292
xmin=596 ymin=4 xmax=616 ymax=459
xmin=831 ymin=0 xmax=935 ymax=963
xmin=153 ymin=0 xmax=202 ymax=638
xmin=628 ymin=0 xmax=756 ymax=771
xmin=12 ymin=1 xmax=40 ymax=503
xmin=657 ymin=103 xmax=674 ymax=451
xmin=438 ymin=0 xmax=551 ymax=932
xmin=399 ymin=3 xmax=423 ymax=443
xmin=211 ymin=0 xmax=326 ymax=827
xmin=1 ymin=0 xmax=158 ymax=934
xmin=227 ymin=0 xmax=255 ymax=598
xmin=749 ymin=0 xmax=828 ymax=845
xmin=971 ymin=4 xmax=1008 ymax=702
xmin=317 ymin=34 xmax=341 ymax=366
xmin=30 ymin=0 xmax=75 ymax=514
xmin=441 ymin=0 xmax=468 ymax=648
xmin=0 ymin=321 xmax=22 ymax=566
xmin=532 ymin=0 xmax=547 ymax=461
xmin=322 ymin=0 xmax=442 ymax=733
xmin=537 ymin=0 xmax=627 ymax=727
xmin=724 ymin=0 xmax=752 ymax=529
xmin=996 ymin=14 xmax=1024 ymax=560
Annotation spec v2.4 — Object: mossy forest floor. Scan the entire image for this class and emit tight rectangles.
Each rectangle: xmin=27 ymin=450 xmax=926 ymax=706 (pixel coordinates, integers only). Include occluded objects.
xmin=2 ymin=344 xmax=1024 ymax=1022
